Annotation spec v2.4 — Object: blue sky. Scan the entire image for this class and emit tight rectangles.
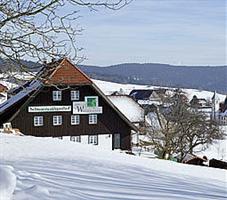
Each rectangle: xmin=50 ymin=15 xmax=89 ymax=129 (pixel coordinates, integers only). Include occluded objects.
xmin=75 ymin=0 xmax=226 ymax=66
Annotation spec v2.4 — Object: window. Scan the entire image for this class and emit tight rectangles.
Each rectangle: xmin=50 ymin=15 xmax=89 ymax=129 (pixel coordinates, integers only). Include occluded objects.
xmin=70 ymin=136 xmax=75 ymax=142
xmin=71 ymin=90 xmax=79 ymax=101
xmin=53 ymin=91 xmax=62 ymax=101
xmin=53 ymin=115 xmax=62 ymax=126
xmin=34 ymin=116 xmax=43 ymax=127
xmin=76 ymin=136 xmax=81 ymax=142
xmin=71 ymin=115 xmax=80 ymax=125
xmin=219 ymin=116 xmax=227 ymax=125
xmin=88 ymin=135 xmax=98 ymax=145
xmin=89 ymin=114 xmax=97 ymax=124
xmin=71 ymin=136 xmax=81 ymax=142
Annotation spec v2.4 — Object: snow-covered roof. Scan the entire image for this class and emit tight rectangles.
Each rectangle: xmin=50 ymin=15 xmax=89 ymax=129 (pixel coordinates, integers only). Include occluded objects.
xmin=145 ymin=112 xmax=161 ymax=128
xmin=138 ymin=99 xmax=161 ymax=105
xmin=0 ymin=80 xmax=42 ymax=113
xmin=107 ymin=95 xmax=144 ymax=123
xmin=219 ymin=110 xmax=227 ymax=117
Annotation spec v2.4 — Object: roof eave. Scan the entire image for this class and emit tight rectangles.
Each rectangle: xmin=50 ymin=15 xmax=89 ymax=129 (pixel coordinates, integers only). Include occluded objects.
xmin=91 ymin=83 xmax=139 ymax=132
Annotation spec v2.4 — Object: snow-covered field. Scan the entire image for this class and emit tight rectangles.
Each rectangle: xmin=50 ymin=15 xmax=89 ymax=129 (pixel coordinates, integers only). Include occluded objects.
xmin=93 ymin=79 xmax=226 ymax=104
xmin=1 ymin=134 xmax=227 ymax=200
xmin=1 ymin=77 xmax=225 ymax=104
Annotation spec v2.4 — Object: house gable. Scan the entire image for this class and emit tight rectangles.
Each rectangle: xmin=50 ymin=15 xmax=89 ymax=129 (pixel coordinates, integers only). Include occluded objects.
xmin=45 ymin=58 xmax=92 ymax=85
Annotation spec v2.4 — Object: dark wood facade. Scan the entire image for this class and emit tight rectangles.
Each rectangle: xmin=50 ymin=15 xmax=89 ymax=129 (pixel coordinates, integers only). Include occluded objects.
xmin=0 ymin=58 xmax=135 ymax=150
xmin=11 ymin=85 xmax=131 ymax=150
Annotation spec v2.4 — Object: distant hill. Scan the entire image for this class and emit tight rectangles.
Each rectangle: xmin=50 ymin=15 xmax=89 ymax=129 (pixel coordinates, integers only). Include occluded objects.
xmin=0 ymin=58 xmax=226 ymax=93
xmin=0 ymin=58 xmax=40 ymax=72
xmin=79 ymin=63 xmax=227 ymax=94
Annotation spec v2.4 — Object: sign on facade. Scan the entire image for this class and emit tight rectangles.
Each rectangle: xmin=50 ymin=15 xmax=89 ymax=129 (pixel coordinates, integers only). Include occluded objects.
xmin=73 ymin=96 xmax=103 ymax=114
xmin=28 ymin=106 xmax=71 ymax=113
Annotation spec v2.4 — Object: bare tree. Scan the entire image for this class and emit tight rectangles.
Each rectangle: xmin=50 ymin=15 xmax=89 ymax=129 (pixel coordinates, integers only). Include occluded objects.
xmin=142 ymin=90 xmax=224 ymax=161
xmin=0 ymin=0 xmax=131 ymax=79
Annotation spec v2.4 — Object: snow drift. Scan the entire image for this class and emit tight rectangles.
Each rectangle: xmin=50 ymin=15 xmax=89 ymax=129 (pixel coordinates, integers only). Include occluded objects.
xmin=0 ymin=165 xmax=16 ymax=200
xmin=1 ymin=134 xmax=227 ymax=200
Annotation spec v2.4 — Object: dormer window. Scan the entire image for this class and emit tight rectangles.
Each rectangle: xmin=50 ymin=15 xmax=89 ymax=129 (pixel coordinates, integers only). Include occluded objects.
xmin=71 ymin=90 xmax=79 ymax=101
xmin=53 ymin=91 xmax=62 ymax=101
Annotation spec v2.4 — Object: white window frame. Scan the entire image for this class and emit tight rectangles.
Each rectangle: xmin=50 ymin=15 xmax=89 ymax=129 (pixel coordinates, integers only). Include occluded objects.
xmin=53 ymin=115 xmax=62 ymax=126
xmin=70 ymin=136 xmax=81 ymax=142
xmin=71 ymin=90 xmax=80 ymax=101
xmin=88 ymin=135 xmax=98 ymax=145
xmin=76 ymin=136 xmax=81 ymax=142
xmin=220 ymin=116 xmax=227 ymax=125
xmin=70 ymin=136 xmax=75 ymax=142
xmin=52 ymin=90 xmax=62 ymax=101
xmin=71 ymin=115 xmax=80 ymax=125
xmin=34 ymin=116 xmax=44 ymax=127
xmin=88 ymin=114 xmax=97 ymax=124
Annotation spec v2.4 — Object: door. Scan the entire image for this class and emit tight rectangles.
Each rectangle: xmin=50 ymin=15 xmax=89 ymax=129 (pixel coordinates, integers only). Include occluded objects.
xmin=114 ymin=133 xmax=121 ymax=149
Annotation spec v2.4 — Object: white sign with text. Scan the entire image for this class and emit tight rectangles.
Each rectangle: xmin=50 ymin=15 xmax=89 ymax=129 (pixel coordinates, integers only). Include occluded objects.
xmin=28 ymin=106 xmax=71 ymax=113
xmin=73 ymin=102 xmax=103 ymax=114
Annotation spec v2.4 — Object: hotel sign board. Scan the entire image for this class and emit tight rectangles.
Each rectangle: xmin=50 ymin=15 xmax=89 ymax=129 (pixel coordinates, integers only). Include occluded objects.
xmin=73 ymin=96 xmax=103 ymax=114
xmin=28 ymin=106 xmax=71 ymax=113
xmin=73 ymin=102 xmax=102 ymax=114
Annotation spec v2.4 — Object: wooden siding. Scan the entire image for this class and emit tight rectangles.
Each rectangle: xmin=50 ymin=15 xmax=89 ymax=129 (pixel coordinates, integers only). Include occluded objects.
xmin=10 ymin=85 xmax=131 ymax=150
xmin=0 ymin=96 xmax=29 ymax=125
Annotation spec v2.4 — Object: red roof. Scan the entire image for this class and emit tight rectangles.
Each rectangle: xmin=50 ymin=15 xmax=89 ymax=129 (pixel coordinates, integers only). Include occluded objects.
xmin=44 ymin=58 xmax=92 ymax=85
xmin=0 ymin=83 xmax=8 ymax=93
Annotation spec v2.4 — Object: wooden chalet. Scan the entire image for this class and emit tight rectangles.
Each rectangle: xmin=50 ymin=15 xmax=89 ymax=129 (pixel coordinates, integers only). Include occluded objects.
xmin=0 ymin=58 xmax=138 ymax=150
xmin=182 ymin=154 xmax=208 ymax=166
xmin=209 ymin=159 xmax=227 ymax=170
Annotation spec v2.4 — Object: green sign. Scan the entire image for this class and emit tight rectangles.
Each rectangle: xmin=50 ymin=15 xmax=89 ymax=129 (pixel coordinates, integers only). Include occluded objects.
xmin=86 ymin=97 xmax=97 ymax=107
